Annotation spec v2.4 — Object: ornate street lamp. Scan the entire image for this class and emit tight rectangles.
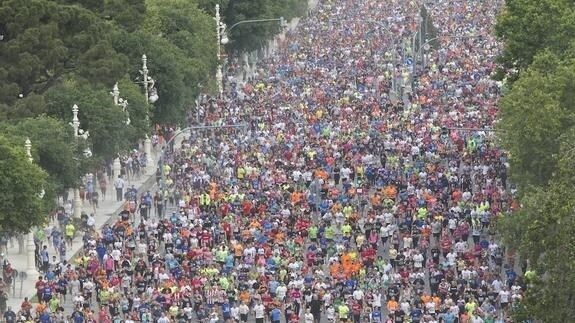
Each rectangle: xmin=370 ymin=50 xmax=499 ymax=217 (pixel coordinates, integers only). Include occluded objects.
xmin=69 ymin=104 xmax=91 ymax=218
xmin=111 ymin=82 xmax=130 ymax=125
xmin=139 ymin=55 xmax=158 ymax=172
xmin=24 ymin=138 xmax=39 ymax=277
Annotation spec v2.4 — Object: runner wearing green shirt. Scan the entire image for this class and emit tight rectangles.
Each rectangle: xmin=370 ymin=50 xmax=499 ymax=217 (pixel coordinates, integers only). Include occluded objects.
xmin=342 ymin=223 xmax=352 ymax=238
xmin=308 ymin=225 xmax=318 ymax=242
xmin=324 ymin=225 xmax=334 ymax=241
xmin=338 ymin=303 xmax=350 ymax=322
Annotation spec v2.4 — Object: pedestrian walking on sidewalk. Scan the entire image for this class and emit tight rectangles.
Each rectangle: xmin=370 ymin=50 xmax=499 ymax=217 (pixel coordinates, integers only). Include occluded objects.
xmin=114 ymin=175 xmax=125 ymax=202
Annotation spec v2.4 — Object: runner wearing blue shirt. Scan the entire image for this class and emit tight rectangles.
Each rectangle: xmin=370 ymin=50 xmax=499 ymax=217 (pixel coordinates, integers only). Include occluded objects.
xmin=410 ymin=307 xmax=422 ymax=322
xmin=71 ymin=310 xmax=84 ymax=323
xmin=39 ymin=311 xmax=51 ymax=323
xmin=42 ymin=285 xmax=52 ymax=302
xmin=222 ymin=302 xmax=231 ymax=321
xmin=270 ymin=306 xmax=281 ymax=323
xmin=440 ymin=311 xmax=456 ymax=323
xmin=371 ymin=307 xmax=382 ymax=322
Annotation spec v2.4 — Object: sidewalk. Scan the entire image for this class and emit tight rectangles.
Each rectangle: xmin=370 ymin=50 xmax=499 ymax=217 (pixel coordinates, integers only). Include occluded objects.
xmin=3 ymin=165 xmax=156 ymax=309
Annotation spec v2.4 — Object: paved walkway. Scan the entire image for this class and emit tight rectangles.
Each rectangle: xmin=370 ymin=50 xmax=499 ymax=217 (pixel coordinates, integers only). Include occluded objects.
xmin=3 ymin=161 xmax=157 ymax=310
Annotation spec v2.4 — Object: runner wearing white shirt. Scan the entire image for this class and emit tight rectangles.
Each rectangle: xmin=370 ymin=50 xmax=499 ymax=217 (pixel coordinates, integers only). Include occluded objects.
xmin=413 ymin=251 xmax=424 ymax=268
xmin=341 ymin=167 xmax=351 ymax=180
xmin=304 ymin=308 xmax=315 ymax=323
xmin=326 ymin=305 xmax=335 ymax=322
xmin=276 ymin=283 xmax=288 ymax=301
xmin=157 ymin=314 xmax=169 ymax=323
xmin=498 ymin=287 xmax=510 ymax=311
xmin=239 ymin=303 xmax=250 ymax=322
xmin=352 ymin=289 xmax=364 ymax=302
xmin=491 ymin=279 xmax=503 ymax=293
xmin=371 ymin=292 xmax=382 ymax=308
xmin=253 ymin=302 xmax=265 ymax=323
xmin=446 ymin=251 xmax=457 ymax=266
xmin=231 ymin=305 xmax=240 ymax=321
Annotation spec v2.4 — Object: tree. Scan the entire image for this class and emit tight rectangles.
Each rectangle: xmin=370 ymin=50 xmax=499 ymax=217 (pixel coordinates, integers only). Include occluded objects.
xmin=223 ymin=0 xmax=307 ymax=52
xmin=111 ymin=29 xmax=200 ymax=125
xmin=43 ymin=79 xmax=136 ymax=160
xmin=497 ymin=51 xmax=575 ymax=189
xmin=495 ymin=2 xmax=575 ymax=317
xmin=116 ymin=77 xmax=151 ymax=140
xmin=0 ymin=135 xmax=50 ymax=233
xmin=495 ymin=0 xmax=575 ymax=76
xmin=102 ymin=0 xmax=147 ymax=32
xmin=143 ymin=0 xmax=217 ymax=95
xmin=194 ymin=0 xmax=230 ymax=13
xmin=497 ymin=131 xmax=575 ymax=321
xmin=1 ymin=116 xmax=79 ymax=195
xmin=0 ymin=0 xmax=128 ymax=105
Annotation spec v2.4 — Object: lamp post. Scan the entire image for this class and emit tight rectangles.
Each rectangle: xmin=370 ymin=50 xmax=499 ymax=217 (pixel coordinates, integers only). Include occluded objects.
xmin=71 ymin=104 xmax=83 ymax=219
xmin=140 ymin=54 xmax=157 ymax=172
xmin=215 ymin=4 xmax=225 ymax=96
xmin=112 ymin=82 xmax=120 ymax=106
xmin=24 ymin=138 xmax=39 ymax=277
xmin=70 ymin=105 xmax=92 ymax=216
xmin=111 ymin=82 xmax=131 ymax=125
xmin=113 ymin=155 xmax=122 ymax=181
xmin=25 ymin=138 xmax=32 ymax=162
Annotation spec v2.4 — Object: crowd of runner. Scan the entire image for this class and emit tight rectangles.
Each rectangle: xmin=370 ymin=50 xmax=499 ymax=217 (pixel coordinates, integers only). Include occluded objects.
xmin=3 ymin=0 xmax=526 ymax=322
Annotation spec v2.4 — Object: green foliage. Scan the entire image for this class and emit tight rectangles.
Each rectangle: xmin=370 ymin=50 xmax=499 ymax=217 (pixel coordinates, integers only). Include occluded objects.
xmin=111 ymin=29 xmax=198 ymax=125
xmin=139 ymin=0 xmax=217 ymax=123
xmin=0 ymin=135 xmax=50 ymax=233
xmin=497 ymin=136 xmax=575 ymax=320
xmin=194 ymin=0 xmax=230 ymax=14
xmin=116 ymin=77 xmax=150 ymax=139
xmin=0 ymin=0 xmax=127 ymax=103
xmin=0 ymin=93 xmax=47 ymax=120
xmin=1 ymin=116 xmax=79 ymax=194
xmin=57 ymin=0 xmax=146 ymax=31
xmin=497 ymin=51 xmax=575 ymax=189
xmin=496 ymin=1 xmax=575 ymax=319
xmin=224 ymin=0 xmax=307 ymax=52
xmin=59 ymin=0 xmax=104 ymax=12
xmin=43 ymin=79 xmax=134 ymax=160
xmin=146 ymin=0 xmax=216 ymax=74
xmin=102 ymin=0 xmax=147 ymax=32
xmin=495 ymin=0 xmax=575 ymax=74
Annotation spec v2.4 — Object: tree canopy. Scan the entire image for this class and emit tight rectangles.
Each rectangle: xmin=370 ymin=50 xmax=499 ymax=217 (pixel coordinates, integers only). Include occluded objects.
xmin=497 ymin=51 xmax=575 ymax=189
xmin=495 ymin=0 xmax=575 ymax=320
xmin=497 ymin=130 xmax=575 ymax=320
xmin=0 ymin=0 xmax=307 ymax=232
xmin=1 ymin=116 xmax=78 ymax=194
xmin=0 ymin=135 xmax=51 ymax=233
xmin=220 ymin=0 xmax=308 ymax=52
xmin=495 ymin=0 xmax=575 ymax=77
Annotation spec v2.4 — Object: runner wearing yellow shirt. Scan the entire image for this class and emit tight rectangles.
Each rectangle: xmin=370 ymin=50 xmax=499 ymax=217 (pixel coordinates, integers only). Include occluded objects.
xmin=338 ymin=303 xmax=350 ymax=322
xmin=341 ymin=223 xmax=352 ymax=239
xmin=65 ymin=223 xmax=75 ymax=247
